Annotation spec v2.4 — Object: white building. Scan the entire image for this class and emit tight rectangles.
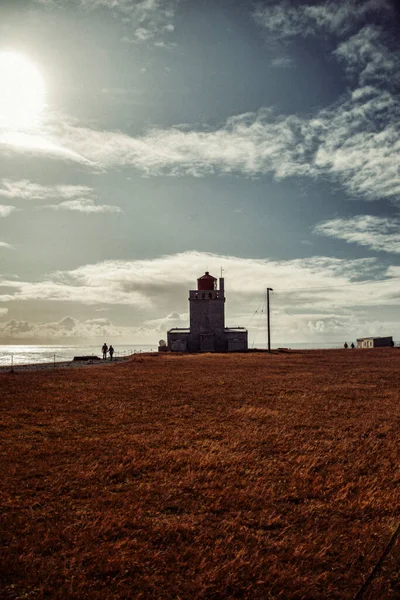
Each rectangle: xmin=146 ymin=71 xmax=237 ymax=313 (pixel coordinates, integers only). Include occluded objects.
xmin=356 ymin=336 xmax=394 ymax=348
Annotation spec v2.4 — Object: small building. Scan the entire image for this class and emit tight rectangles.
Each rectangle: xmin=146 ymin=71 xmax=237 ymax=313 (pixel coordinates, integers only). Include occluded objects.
xmin=356 ymin=336 xmax=393 ymax=348
xmin=167 ymin=271 xmax=248 ymax=353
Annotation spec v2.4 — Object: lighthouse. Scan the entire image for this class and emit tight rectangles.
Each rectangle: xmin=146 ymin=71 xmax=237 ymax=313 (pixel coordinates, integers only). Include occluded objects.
xmin=189 ymin=271 xmax=225 ymax=352
xmin=167 ymin=271 xmax=247 ymax=352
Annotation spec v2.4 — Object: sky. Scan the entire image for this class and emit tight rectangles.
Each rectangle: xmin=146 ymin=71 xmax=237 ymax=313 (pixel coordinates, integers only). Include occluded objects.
xmin=0 ymin=0 xmax=399 ymax=347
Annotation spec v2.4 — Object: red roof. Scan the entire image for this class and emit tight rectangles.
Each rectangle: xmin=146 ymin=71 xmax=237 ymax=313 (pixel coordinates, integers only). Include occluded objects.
xmin=198 ymin=271 xmax=217 ymax=281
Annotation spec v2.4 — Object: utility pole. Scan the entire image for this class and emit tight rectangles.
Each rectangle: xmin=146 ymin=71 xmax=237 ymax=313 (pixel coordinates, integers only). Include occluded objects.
xmin=266 ymin=287 xmax=273 ymax=353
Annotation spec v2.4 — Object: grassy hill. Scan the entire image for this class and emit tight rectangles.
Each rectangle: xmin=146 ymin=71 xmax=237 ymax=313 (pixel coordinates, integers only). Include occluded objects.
xmin=1 ymin=349 xmax=400 ymax=599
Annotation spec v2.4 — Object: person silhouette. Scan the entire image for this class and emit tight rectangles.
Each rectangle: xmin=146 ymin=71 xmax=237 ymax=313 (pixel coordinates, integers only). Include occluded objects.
xmin=102 ymin=342 xmax=108 ymax=360
xmin=109 ymin=345 xmax=114 ymax=361
xmin=344 ymin=342 xmax=348 ymax=349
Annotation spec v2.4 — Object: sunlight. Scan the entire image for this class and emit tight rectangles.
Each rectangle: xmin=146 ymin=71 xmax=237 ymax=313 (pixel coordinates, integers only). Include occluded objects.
xmin=0 ymin=51 xmax=45 ymax=130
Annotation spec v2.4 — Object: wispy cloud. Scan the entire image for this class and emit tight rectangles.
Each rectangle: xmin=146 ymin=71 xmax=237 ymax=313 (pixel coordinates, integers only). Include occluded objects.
xmin=51 ymin=87 xmax=400 ymax=205
xmin=43 ymin=198 xmax=122 ymax=213
xmin=0 ymin=242 xmax=14 ymax=249
xmin=271 ymin=57 xmax=294 ymax=68
xmin=0 ymin=205 xmax=19 ymax=218
xmin=0 ymin=132 xmax=93 ymax=165
xmin=0 ymin=180 xmax=121 ymax=213
xmin=3 ymin=6 xmax=400 ymax=209
xmin=312 ymin=89 xmax=400 ymax=202
xmin=33 ymin=0 xmax=180 ymax=44
xmin=0 ymin=180 xmax=93 ymax=201
xmin=334 ymin=25 xmax=399 ymax=86
xmin=253 ymin=0 xmax=393 ymax=39
xmin=3 ymin=84 xmax=400 ymax=206
xmin=54 ymin=110 xmax=312 ymax=178
xmin=314 ymin=215 xmax=400 ymax=254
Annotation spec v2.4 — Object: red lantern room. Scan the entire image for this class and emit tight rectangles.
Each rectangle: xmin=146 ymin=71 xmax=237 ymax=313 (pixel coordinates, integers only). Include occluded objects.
xmin=197 ymin=271 xmax=217 ymax=291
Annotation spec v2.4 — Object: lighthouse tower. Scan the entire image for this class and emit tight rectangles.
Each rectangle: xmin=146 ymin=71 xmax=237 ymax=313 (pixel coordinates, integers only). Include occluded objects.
xmin=188 ymin=272 xmax=226 ymax=352
xmin=167 ymin=271 xmax=248 ymax=352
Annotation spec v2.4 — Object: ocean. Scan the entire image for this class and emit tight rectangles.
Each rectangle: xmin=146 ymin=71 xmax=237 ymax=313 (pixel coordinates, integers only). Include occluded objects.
xmin=0 ymin=341 xmax=345 ymax=367
xmin=0 ymin=344 xmax=157 ymax=367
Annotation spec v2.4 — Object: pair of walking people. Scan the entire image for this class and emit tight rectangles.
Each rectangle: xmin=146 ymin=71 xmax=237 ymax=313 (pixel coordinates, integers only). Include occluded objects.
xmin=102 ymin=343 xmax=114 ymax=360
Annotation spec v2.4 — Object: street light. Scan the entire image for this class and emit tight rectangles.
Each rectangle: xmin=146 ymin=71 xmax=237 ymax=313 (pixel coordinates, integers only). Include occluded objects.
xmin=266 ymin=287 xmax=273 ymax=353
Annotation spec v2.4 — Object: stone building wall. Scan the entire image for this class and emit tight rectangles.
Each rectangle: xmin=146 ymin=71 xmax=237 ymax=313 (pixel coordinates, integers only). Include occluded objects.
xmin=167 ymin=273 xmax=247 ymax=353
xmin=189 ymin=292 xmax=226 ymax=352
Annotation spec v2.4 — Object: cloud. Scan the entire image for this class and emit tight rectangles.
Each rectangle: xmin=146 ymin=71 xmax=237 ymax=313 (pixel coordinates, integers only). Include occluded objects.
xmin=0 ymin=307 xmax=8 ymax=316
xmin=144 ymin=311 xmax=188 ymax=332
xmin=0 ymin=315 xmax=123 ymax=341
xmin=314 ymin=215 xmax=400 ymax=254
xmin=312 ymin=89 xmax=400 ymax=203
xmin=271 ymin=57 xmax=294 ymax=68
xmin=253 ymin=0 xmax=393 ymax=39
xmin=253 ymin=2 xmax=309 ymax=39
xmin=253 ymin=2 xmax=398 ymax=94
xmin=4 ymin=87 xmax=400 ymax=207
xmin=131 ymin=27 xmax=153 ymax=42
xmin=43 ymin=198 xmax=122 ymax=213
xmin=33 ymin=0 xmax=180 ymax=44
xmin=0 ymin=132 xmax=93 ymax=165
xmin=0 ymin=250 xmax=398 ymax=310
xmin=334 ymin=25 xmax=399 ymax=86
xmin=279 ymin=312 xmax=398 ymax=344
xmin=0 ymin=205 xmax=19 ymax=218
xmin=0 ymin=180 xmax=121 ymax=213
xmin=0 ymin=242 xmax=14 ymax=249
xmin=0 ymin=314 xmax=175 ymax=344
xmin=0 ymin=179 xmax=94 ymax=201
xmin=54 ymin=110 xmax=312 ymax=178
xmin=2 ymin=11 xmax=399 ymax=209
xmin=51 ymin=87 xmax=400 ymax=205
xmin=0 ymin=251 xmax=399 ymax=343
xmin=1 ymin=310 xmax=397 ymax=345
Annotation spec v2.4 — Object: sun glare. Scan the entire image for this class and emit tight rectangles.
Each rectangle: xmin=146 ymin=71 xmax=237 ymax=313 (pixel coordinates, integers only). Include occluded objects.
xmin=0 ymin=51 xmax=46 ymax=130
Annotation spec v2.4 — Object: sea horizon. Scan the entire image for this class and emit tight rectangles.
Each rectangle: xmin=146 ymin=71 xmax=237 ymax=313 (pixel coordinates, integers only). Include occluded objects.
xmin=0 ymin=344 xmax=156 ymax=367
xmin=0 ymin=341 xmax=348 ymax=367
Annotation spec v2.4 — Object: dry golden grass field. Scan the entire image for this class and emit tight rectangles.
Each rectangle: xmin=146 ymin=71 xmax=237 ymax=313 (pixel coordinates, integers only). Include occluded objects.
xmin=1 ymin=349 xmax=400 ymax=599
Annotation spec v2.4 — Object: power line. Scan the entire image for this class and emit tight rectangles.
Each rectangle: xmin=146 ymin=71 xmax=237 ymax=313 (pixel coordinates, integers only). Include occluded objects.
xmin=245 ymin=296 xmax=265 ymax=329
xmin=250 ymin=301 xmax=266 ymax=349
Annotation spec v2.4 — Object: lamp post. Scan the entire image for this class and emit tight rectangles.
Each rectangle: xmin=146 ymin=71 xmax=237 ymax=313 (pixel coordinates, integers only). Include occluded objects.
xmin=266 ymin=287 xmax=273 ymax=353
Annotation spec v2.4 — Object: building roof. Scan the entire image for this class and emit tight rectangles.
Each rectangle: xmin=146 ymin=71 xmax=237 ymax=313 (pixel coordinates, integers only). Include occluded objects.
xmin=356 ymin=336 xmax=393 ymax=341
xmin=198 ymin=271 xmax=217 ymax=281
